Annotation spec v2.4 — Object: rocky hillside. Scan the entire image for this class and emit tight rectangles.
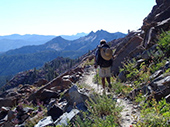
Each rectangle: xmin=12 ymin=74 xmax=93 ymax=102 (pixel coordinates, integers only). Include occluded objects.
xmin=0 ymin=57 xmax=80 ymax=90
xmin=0 ymin=0 xmax=169 ymax=126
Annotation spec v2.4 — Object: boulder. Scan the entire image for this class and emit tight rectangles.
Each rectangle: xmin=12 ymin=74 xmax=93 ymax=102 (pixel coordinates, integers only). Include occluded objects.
xmin=62 ymin=85 xmax=88 ymax=112
xmin=27 ymin=77 xmax=73 ymax=102
xmin=40 ymin=89 xmax=59 ymax=103
xmin=35 ymin=116 xmax=54 ymax=127
xmin=54 ymin=109 xmax=79 ymax=126
xmin=0 ymin=97 xmax=18 ymax=108
xmin=111 ymin=36 xmax=143 ymax=75
xmin=47 ymin=104 xmax=63 ymax=121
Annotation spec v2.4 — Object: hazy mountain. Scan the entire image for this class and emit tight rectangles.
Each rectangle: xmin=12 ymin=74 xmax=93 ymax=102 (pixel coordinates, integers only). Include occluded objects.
xmin=0 ymin=34 xmax=56 ymax=52
xmin=0 ymin=33 xmax=88 ymax=52
xmin=61 ymin=32 xmax=88 ymax=40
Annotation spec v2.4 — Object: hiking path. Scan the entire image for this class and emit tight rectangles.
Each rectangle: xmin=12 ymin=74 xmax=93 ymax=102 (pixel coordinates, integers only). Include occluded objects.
xmin=79 ymin=66 xmax=140 ymax=127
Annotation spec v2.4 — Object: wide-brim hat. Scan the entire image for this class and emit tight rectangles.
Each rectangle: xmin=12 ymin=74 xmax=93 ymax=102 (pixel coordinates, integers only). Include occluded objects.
xmin=100 ymin=47 xmax=113 ymax=60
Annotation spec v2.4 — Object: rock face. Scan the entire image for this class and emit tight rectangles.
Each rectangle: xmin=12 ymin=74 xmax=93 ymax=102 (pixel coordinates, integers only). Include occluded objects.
xmin=111 ymin=0 xmax=170 ymax=76
xmin=111 ymin=35 xmax=143 ymax=75
xmin=142 ymin=0 xmax=170 ymax=48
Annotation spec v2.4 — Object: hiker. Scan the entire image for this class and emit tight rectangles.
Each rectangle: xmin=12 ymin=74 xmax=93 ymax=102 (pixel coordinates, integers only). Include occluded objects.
xmin=94 ymin=39 xmax=113 ymax=91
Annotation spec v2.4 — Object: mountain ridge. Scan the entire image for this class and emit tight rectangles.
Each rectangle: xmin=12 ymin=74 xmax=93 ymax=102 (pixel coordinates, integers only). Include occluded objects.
xmin=0 ymin=30 xmax=126 ymax=86
xmin=2 ymin=30 xmax=126 ymax=56
xmin=0 ymin=33 xmax=88 ymax=52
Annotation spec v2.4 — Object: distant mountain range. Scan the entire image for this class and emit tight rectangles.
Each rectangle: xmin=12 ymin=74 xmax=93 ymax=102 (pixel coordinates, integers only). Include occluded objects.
xmin=0 ymin=30 xmax=126 ymax=86
xmin=3 ymin=30 xmax=126 ymax=56
xmin=0 ymin=32 xmax=88 ymax=52
xmin=0 ymin=34 xmax=56 ymax=52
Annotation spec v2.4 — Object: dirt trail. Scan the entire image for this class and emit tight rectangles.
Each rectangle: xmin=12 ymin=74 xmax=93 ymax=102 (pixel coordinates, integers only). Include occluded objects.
xmin=80 ymin=66 xmax=140 ymax=127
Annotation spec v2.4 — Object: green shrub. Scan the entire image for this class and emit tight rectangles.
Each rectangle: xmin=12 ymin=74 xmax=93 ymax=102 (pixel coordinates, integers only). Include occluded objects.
xmin=74 ymin=94 xmax=122 ymax=127
xmin=157 ymin=31 xmax=170 ymax=54
xmin=134 ymin=99 xmax=170 ymax=127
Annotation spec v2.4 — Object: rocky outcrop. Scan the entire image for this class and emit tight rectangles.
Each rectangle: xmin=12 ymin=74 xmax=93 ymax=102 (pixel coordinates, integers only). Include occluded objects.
xmin=111 ymin=0 xmax=170 ymax=76
xmin=61 ymin=85 xmax=88 ymax=112
xmin=142 ymin=0 xmax=170 ymax=48
xmin=0 ymin=64 xmax=89 ymax=126
xmin=111 ymin=35 xmax=143 ymax=75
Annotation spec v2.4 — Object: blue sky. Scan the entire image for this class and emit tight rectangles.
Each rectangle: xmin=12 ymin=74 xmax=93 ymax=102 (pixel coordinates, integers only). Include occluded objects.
xmin=0 ymin=0 xmax=156 ymax=36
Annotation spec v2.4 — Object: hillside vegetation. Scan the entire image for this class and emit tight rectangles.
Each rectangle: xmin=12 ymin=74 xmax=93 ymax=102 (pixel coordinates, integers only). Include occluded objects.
xmin=0 ymin=0 xmax=169 ymax=126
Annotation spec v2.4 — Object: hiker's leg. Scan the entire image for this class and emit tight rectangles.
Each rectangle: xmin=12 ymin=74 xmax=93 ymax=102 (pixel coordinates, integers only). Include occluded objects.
xmin=102 ymin=77 xmax=105 ymax=89
xmin=106 ymin=77 xmax=112 ymax=88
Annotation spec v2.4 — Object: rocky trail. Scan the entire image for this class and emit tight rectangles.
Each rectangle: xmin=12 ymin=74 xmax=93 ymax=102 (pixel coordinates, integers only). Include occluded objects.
xmin=79 ymin=66 xmax=140 ymax=127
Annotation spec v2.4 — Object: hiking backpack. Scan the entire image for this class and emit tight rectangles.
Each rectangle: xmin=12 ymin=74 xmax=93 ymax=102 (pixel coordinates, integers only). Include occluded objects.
xmin=95 ymin=44 xmax=112 ymax=67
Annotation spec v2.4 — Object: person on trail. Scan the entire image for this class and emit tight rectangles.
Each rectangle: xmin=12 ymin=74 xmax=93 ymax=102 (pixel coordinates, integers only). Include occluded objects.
xmin=94 ymin=39 xmax=113 ymax=91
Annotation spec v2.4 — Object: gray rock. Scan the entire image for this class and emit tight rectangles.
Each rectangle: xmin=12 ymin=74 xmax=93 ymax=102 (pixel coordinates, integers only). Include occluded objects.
xmin=54 ymin=109 xmax=79 ymax=126
xmin=35 ymin=116 xmax=54 ymax=127
xmin=40 ymin=89 xmax=59 ymax=103
xmin=154 ymin=76 xmax=170 ymax=87
xmin=149 ymin=70 xmax=163 ymax=80
xmin=62 ymin=85 xmax=88 ymax=112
